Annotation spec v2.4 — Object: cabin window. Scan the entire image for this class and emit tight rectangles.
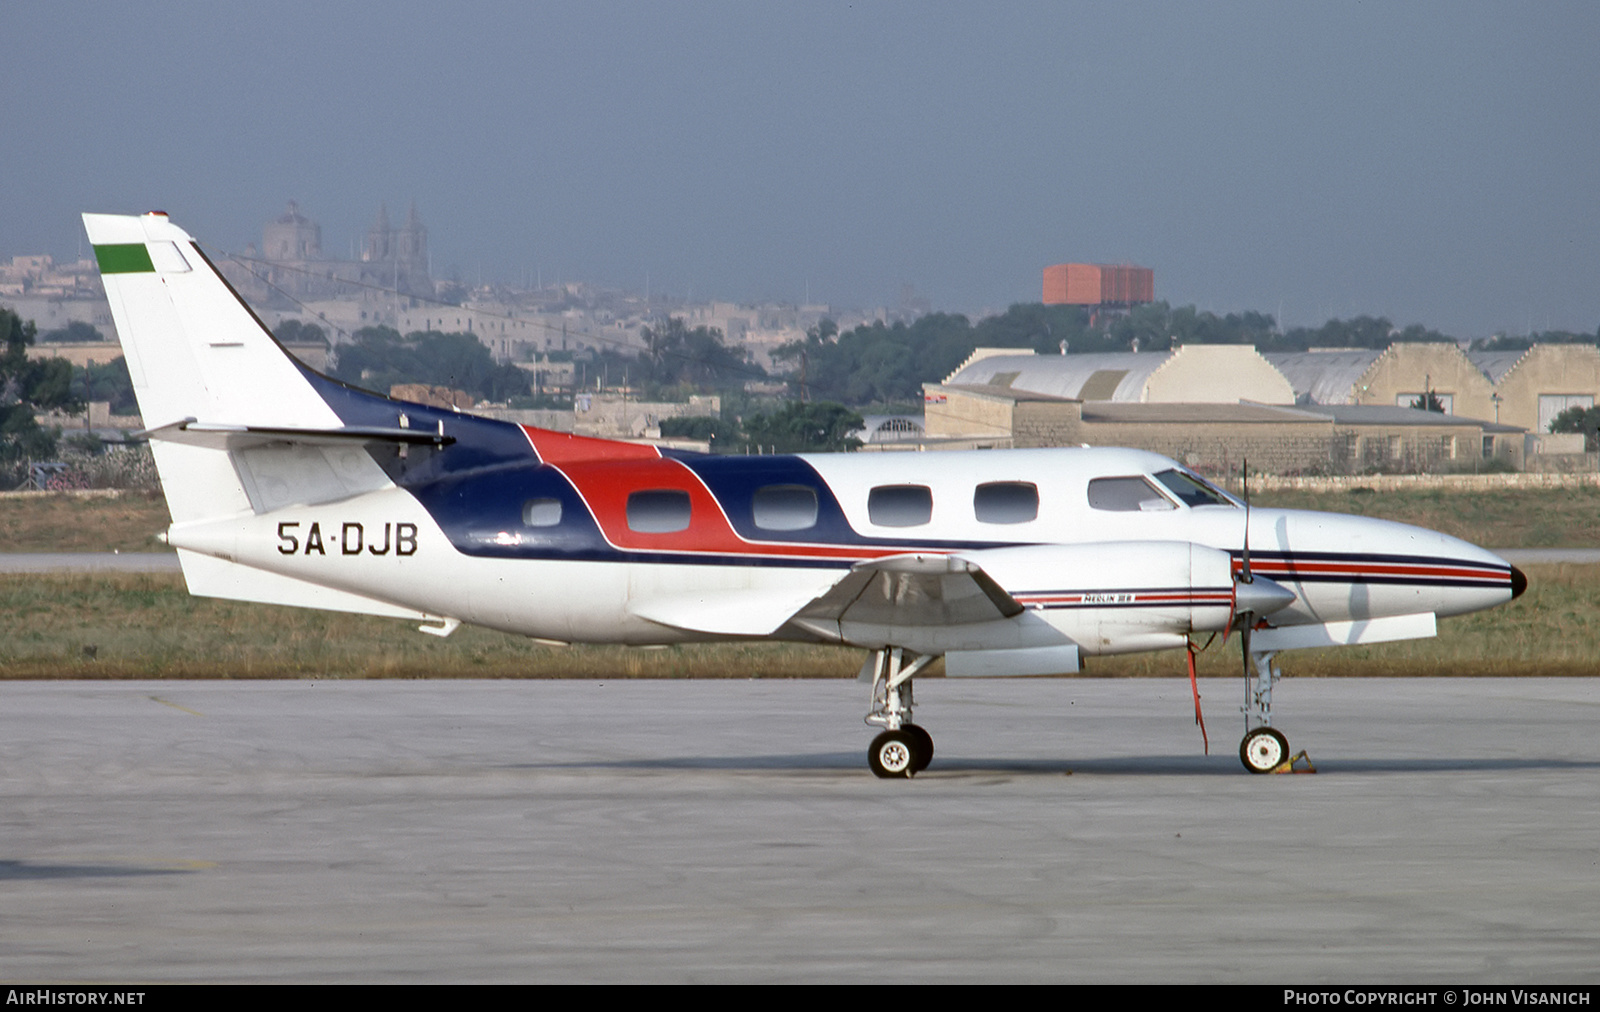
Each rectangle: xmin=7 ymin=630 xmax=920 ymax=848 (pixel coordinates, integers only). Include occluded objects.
xmin=1087 ymin=476 xmax=1174 ymax=512
xmin=522 ymin=497 xmax=563 ymax=527
xmin=627 ymin=489 xmax=691 ymax=533
xmin=1153 ymin=469 xmax=1235 ymax=508
xmin=868 ymin=484 xmax=933 ymax=527
xmin=974 ymin=481 xmax=1038 ymax=524
xmin=753 ymin=484 xmax=818 ymax=531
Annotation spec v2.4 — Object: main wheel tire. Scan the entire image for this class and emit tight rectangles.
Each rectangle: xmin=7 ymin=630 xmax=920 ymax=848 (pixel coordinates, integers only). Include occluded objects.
xmin=903 ymin=723 xmax=934 ymax=773
xmin=1240 ymin=726 xmax=1289 ymax=774
xmin=869 ymin=730 xmax=917 ymax=778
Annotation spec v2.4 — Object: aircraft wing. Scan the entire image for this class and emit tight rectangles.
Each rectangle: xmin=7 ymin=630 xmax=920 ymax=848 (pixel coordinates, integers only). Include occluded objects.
xmin=794 ymin=553 xmax=1025 ymax=628
xmin=628 ymin=553 xmax=1025 ymax=640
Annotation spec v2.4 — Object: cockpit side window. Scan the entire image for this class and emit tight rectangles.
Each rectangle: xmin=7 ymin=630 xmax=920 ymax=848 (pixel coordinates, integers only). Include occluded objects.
xmin=1087 ymin=476 xmax=1176 ymax=512
xmin=1153 ymin=468 xmax=1238 ymax=507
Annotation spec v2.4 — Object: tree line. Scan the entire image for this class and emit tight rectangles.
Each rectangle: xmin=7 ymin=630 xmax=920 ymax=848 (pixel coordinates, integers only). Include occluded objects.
xmin=771 ymin=302 xmax=1600 ymax=409
xmin=7 ymin=296 xmax=1599 ymax=479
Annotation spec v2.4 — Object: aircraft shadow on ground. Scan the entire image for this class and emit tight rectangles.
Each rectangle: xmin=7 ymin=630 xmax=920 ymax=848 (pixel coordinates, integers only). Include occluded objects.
xmin=511 ymin=754 xmax=1600 ymax=776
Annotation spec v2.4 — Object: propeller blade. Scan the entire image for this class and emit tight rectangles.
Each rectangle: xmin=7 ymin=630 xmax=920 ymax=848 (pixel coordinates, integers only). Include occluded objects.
xmin=1224 ymin=458 xmax=1254 ymax=643
xmin=1240 ymin=458 xmax=1253 ymax=585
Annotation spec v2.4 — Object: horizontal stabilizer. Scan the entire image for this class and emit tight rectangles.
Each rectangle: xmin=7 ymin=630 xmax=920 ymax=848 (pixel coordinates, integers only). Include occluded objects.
xmin=139 ymin=418 xmax=456 ymax=450
xmin=177 ymin=551 xmax=437 ymax=621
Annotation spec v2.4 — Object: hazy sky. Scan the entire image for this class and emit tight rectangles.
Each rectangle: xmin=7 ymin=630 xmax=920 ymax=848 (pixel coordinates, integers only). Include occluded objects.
xmin=4 ymin=1 xmax=1597 ymax=336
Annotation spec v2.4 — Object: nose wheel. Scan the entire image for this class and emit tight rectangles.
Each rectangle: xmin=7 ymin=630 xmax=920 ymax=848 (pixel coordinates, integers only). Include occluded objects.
xmin=1240 ymin=726 xmax=1289 ymax=773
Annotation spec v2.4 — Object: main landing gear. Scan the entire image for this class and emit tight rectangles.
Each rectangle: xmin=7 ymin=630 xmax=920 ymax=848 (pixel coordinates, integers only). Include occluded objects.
xmin=1239 ymin=648 xmax=1292 ymax=773
xmin=864 ymin=647 xmax=936 ymax=778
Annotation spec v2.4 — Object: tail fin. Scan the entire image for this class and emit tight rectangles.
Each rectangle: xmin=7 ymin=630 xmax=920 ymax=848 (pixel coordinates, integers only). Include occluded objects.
xmin=84 ymin=211 xmax=346 ymax=522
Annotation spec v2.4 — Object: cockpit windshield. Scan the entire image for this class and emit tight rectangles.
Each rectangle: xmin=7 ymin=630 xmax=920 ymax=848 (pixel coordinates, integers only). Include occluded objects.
xmin=1153 ymin=468 xmax=1240 ymax=508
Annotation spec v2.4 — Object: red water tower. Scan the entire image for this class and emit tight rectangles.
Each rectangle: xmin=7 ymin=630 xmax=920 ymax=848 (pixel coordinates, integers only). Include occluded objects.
xmin=1042 ymin=263 xmax=1154 ymax=307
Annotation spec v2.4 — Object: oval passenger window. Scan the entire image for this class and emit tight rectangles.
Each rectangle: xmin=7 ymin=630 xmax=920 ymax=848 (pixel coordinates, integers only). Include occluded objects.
xmin=522 ymin=498 xmax=563 ymax=527
xmin=753 ymin=484 xmax=819 ymax=531
xmin=868 ymin=484 xmax=933 ymax=527
xmin=974 ymin=481 xmax=1038 ymax=524
xmin=627 ymin=489 xmax=692 ymax=533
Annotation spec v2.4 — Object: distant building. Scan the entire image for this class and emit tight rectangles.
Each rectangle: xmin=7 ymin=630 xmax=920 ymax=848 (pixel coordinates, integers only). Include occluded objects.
xmin=919 ymin=341 xmax=1592 ymax=474
xmin=921 ymin=385 xmax=1526 ymax=476
xmin=263 ymin=201 xmax=321 ymax=261
xmin=1042 ymin=263 xmax=1153 ymax=307
xmin=1265 ymin=342 xmax=1600 ymax=436
xmin=941 ymin=346 xmax=1295 ymax=405
xmin=225 ymin=201 xmax=435 ymax=318
xmin=852 ymin=415 xmax=927 ymax=448
xmin=573 ymin=394 xmax=722 ymax=440
xmin=362 ymin=202 xmax=430 ymax=296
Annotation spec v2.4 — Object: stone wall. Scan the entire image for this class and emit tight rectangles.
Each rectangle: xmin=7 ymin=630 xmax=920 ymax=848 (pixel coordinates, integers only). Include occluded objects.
xmin=1052 ymin=416 xmax=1346 ymax=478
xmin=922 ymin=385 xmax=1019 ymax=440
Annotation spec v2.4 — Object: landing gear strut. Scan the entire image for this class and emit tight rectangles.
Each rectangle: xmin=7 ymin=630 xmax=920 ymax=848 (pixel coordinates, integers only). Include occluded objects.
xmin=864 ymin=647 xmax=936 ymax=778
xmin=1239 ymin=649 xmax=1288 ymax=773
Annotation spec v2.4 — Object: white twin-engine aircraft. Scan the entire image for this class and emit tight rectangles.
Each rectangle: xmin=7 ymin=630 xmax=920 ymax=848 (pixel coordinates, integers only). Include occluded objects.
xmin=85 ymin=211 xmax=1526 ymax=777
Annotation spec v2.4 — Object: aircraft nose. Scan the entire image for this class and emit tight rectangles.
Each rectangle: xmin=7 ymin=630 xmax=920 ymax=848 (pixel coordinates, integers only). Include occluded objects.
xmin=1510 ymin=565 xmax=1528 ymax=599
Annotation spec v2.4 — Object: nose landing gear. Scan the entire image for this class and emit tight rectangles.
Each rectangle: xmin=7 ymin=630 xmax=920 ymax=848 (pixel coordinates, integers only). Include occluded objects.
xmin=1237 ymin=649 xmax=1314 ymax=773
xmin=1240 ymin=648 xmax=1292 ymax=773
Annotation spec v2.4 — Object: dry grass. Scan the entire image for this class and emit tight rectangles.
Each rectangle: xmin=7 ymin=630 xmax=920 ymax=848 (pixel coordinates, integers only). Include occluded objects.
xmin=1251 ymin=485 xmax=1600 ymax=548
xmin=0 ymin=492 xmax=171 ymax=553
xmin=0 ymin=565 xmax=1590 ymax=680
xmin=0 ymin=572 xmax=860 ymax=680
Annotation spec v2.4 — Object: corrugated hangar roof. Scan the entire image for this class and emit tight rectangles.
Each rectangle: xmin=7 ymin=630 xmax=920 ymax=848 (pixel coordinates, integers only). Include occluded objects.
xmin=1262 ymin=350 xmax=1383 ymax=405
xmin=941 ymin=346 xmax=1295 ymax=405
xmin=943 ymin=351 xmax=1165 ymax=402
xmin=1466 ymin=349 xmax=1528 ymax=385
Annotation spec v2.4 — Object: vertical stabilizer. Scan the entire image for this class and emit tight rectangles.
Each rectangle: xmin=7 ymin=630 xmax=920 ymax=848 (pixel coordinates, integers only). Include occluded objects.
xmin=83 ymin=211 xmax=344 ymax=522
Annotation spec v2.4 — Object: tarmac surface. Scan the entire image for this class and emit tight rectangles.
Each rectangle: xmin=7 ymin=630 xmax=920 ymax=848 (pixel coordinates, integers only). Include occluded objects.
xmin=2 ymin=677 xmax=1598 ymax=983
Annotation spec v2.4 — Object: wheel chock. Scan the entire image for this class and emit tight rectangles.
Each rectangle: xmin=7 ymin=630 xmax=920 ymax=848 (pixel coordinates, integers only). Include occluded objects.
xmin=1271 ymin=750 xmax=1317 ymax=774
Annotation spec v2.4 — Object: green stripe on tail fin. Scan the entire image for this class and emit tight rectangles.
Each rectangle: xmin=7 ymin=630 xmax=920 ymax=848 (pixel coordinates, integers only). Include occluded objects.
xmin=93 ymin=243 xmax=155 ymax=273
